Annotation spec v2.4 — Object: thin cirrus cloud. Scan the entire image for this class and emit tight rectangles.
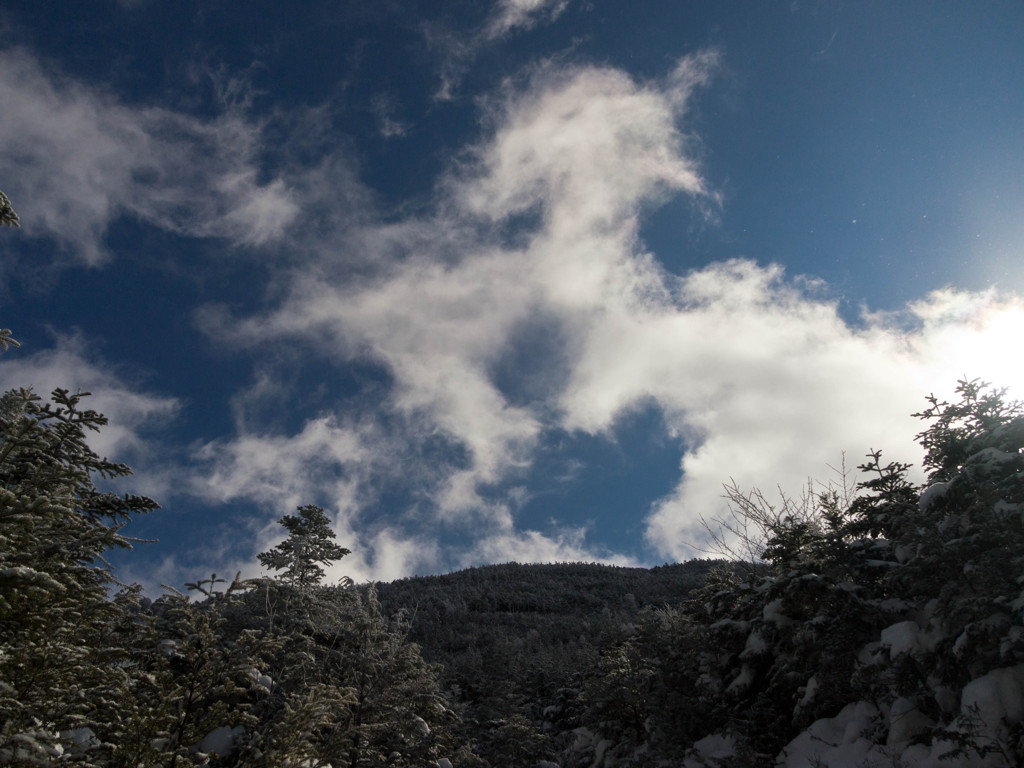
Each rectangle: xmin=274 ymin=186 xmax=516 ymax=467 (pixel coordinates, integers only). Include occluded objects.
xmin=193 ymin=415 xmax=371 ymax=515
xmin=0 ymin=48 xmax=298 ymax=266
xmin=486 ymin=0 xmax=569 ymax=39
xmin=431 ymin=0 xmax=570 ymax=101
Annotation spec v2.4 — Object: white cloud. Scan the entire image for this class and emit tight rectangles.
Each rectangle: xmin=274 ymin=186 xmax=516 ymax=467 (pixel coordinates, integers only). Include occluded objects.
xmin=206 ymin=59 xmax=716 ymax=531
xmin=0 ymin=335 xmax=179 ymax=460
xmin=570 ymin=272 xmax=1024 ymax=562
xmin=193 ymin=415 xmax=370 ymax=514
xmin=369 ymin=93 xmax=411 ymax=139
xmin=428 ymin=0 xmax=571 ymax=100
xmin=462 ymin=526 xmax=637 ymax=568
xmin=487 ymin=0 xmax=569 ymax=39
xmin=461 ymin=64 xmax=708 ymax=230
xmin=0 ymin=48 xmax=298 ymax=265
xmin=336 ymin=527 xmax=441 ymax=584
xmin=199 ymin=52 xmax=1024 ymax=571
xmin=665 ymin=49 xmax=722 ymax=112
xmin=189 ymin=419 xmax=446 ymax=584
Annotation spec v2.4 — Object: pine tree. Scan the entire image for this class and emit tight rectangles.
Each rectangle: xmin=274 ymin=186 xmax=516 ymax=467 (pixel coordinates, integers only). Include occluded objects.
xmin=246 ymin=513 xmax=464 ymax=766
xmin=0 ymin=388 xmax=158 ymax=764
xmin=0 ymin=330 xmax=19 ymax=352
xmin=1 ymin=193 xmax=22 ymax=358
xmin=0 ymin=190 xmax=18 ymax=228
xmin=92 ymin=592 xmax=246 ymax=766
xmin=257 ymin=505 xmax=351 ymax=589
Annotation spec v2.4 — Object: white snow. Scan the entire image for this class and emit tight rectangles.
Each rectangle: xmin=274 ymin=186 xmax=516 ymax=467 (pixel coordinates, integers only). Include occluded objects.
xmin=885 ymin=697 xmax=933 ymax=750
xmin=857 ymin=640 xmax=884 ymax=666
xmin=919 ymin=482 xmax=950 ymax=512
xmin=960 ymin=663 xmax=1024 ymax=731
xmin=693 ymin=733 xmax=735 ymax=758
xmin=157 ymin=639 xmax=179 ymax=657
xmin=879 ymin=621 xmax=935 ymax=659
xmin=776 ymin=669 xmax=1024 ymax=767
xmin=682 ymin=733 xmax=736 ymax=768
xmin=195 ymin=725 xmax=244 ymax=757
xmin=246 ymin=667 xmax=274 ymax=690
xmin=796 ymin=676 xmax=819 ymax=709
xmin=966 ymin=447 xmax=1018 ymax=473
xmin=592 ymin=737 xmax=614 ymax=767
xmin=894 ymin=544 xmax=915 ymax=563
xmin=999 ymin=625 xmax=1024 ymax=657
xmin=726 ymin=664 xmax=754 ymax=694
xmin=709 ymin=618 xmax=750 ymax=632
xmin=410 ymin=714 xmax=431 ymax=736
xmin=0 ymin=566 xmax=63 ymax=591
xmin=60 ymin=727 xmax=99 ymax=753
xmin=777 ymin=701 xmax=884 ymax=768
xmin=740 ymin=630 xmax=768 ymax=658
xmin=762 ymin=598 xmax=792 ymax=626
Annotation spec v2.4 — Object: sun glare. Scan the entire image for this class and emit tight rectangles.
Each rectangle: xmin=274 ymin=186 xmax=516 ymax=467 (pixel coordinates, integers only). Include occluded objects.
xmin=929 ymin=301 xmax=1024 ymax=401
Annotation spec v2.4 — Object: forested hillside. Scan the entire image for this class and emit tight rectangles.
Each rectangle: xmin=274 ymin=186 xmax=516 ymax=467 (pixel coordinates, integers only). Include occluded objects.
xmin=375 ymin=561 xmax=718 ymax=767
xmin=4 ymin=355 xmax=1024 ymax=766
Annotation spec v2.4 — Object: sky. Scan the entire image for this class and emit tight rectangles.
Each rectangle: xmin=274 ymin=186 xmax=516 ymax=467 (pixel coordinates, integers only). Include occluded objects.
xmin=2 ymin=0 xmax=1024 ymax=589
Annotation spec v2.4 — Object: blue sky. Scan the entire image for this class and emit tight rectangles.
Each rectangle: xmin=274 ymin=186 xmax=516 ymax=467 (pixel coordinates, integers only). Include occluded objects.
xmin=2 ymin=0 xmax=1023 ymax=588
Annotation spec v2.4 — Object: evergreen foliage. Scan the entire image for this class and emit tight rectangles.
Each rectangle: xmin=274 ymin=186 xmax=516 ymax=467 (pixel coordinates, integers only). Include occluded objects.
xmin=0 ymin=387 xmax=159 ymax=765
xmin=257 ymin=505 xmax=351 ymax=589
xmin=0 ymin=190 xmax=18 ymax=228
xmin=103 ymin=578 xmax=270 ymax=767
xmin=1 ymin=191 xmax=20 ymax=352
xmin=227 ymin=579 xmax=460 ymax=767
xmin=375 ymin=560 xmax=718 ymax=766
xmin=0 ymin=329 xmax=20 ymax=352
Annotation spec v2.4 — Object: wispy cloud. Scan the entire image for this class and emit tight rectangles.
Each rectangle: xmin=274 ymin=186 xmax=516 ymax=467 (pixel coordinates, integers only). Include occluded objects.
xmin=486 ymin=0 xmax=569 ymax=39
xmin=429 ymin=0 xmax=572 ymax=101
xmin=0 ymin=48 xmax=297 ymax=265
xmin=193 ymin=415 xmax=371 ymax=513
xmin=369 ymin=93 xmax=411 ymax=139
xmin=0 ymin=333 xmax=180 ymax=493
xmin=463 ymin=526 xmax=636 ymax=568
xmin=205 ymin=57 xmax=716 ymax=536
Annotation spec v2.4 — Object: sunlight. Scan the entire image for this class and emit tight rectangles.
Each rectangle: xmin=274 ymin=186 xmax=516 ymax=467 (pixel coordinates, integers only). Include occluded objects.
xmin=924 ymin=298 xmax=1024 ymax=401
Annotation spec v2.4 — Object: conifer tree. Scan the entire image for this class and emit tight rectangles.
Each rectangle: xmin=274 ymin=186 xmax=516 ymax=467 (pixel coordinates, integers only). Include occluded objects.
xmin=99 ymin=578 xmax=272 ymax=768
xmin=257 ymin=505 xmax=350 ymax=589
xmin=1 ymin=189 xmax=20 ymax=352
xmin=0 ymin=388 xmax=158 ymax=763
xmin=0 ymin=329 xmax=19 ymax=352
xmin=0 ymin=190 xmax=18 ymax=228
